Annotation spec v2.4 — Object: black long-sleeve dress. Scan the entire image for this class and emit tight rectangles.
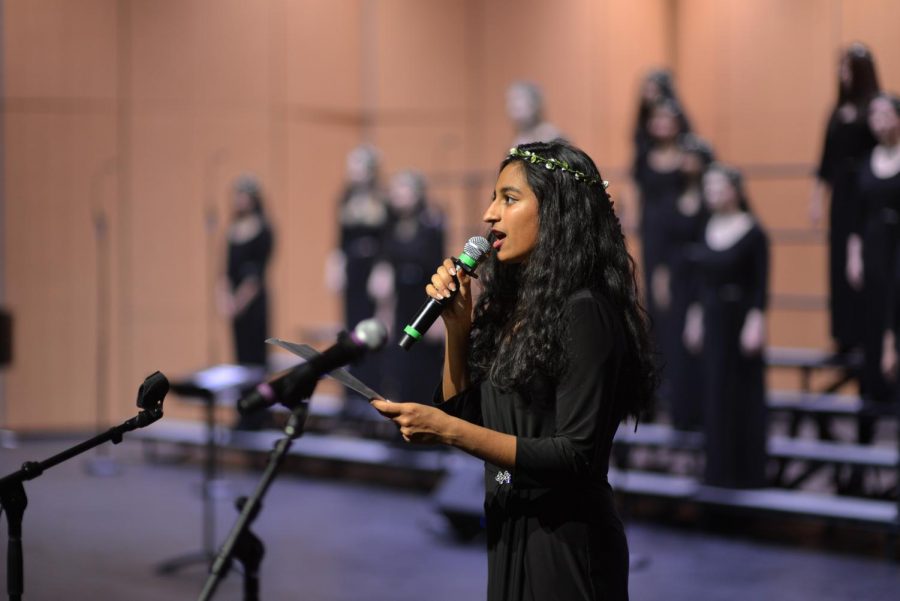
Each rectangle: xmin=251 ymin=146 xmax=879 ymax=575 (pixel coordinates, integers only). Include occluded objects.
xmin=692 ymin=221 xmax=769 ymax=488
xmin=381 ymin=212 xmax=445 ymax=403
xmin=634 ymin=154 xmax=684 ymax=313
xmin=633 ymin=153 xmax=685 ymax=404
xmin=663 ymin=198 xmax=707 ymax=431
xmin=339 ymin=187 xmax=388 ymax=331
xmin=855 ymin=154 xmax=900 ymax=413
xmin=226 ymin=224 xmax=273 ymax=366
xmin=435 ymin=291 xmax=630 ymax=601
xmin=338 ymin=187 xmax=388 ymax=398
xmin=817 ymin=110 xmax=876 ymax=349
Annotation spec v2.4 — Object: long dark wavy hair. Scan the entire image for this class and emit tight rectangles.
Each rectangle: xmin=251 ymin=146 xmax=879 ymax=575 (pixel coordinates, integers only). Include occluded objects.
xmin=634 ymin=70 xmax=692 ymax=146
xmin=837 ymin=42 xmax=880 ymax=110
xmin=469 ymin=140 xmax=658 ymax=421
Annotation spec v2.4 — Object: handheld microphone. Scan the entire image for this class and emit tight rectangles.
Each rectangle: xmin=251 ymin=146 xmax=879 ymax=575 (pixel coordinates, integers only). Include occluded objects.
xmin=398 ymin=236 xmax=492 ymax=350
xmin=238 ymin=319 xmax=387 ymax=414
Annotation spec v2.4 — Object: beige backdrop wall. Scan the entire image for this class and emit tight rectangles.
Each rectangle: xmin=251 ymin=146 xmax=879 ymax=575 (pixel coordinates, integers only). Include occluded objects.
xmin=3 ymin=0 xmax=900 ymax=431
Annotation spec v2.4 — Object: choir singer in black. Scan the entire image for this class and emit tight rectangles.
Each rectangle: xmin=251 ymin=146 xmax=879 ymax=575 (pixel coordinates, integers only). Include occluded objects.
xmin=371 ymin=140 xmax=657 ymax=601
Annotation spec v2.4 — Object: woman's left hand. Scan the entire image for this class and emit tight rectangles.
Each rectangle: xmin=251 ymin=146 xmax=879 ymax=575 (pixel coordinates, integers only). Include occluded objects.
xmin=881 ymin=330 xmax=897 ymax=381
xmin=740 ymin=309 xmax=766 ymax=356
xmin=651 ymin=265 xmax=671 ymax=311
xmin=370 ymin=399 xmax=452 ymax=444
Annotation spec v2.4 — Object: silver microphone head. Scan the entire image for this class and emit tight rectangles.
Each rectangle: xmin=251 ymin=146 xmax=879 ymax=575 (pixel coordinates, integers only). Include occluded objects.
xmin=463 ymin=236 xmax=491 ymax=262
xmin=351 ymin=318 xmax=388 ymax=351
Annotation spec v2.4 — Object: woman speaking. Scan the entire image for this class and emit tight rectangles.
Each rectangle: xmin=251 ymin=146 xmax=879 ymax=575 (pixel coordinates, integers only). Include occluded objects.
xmin=372 ymin=140 xmax=657 ymax=600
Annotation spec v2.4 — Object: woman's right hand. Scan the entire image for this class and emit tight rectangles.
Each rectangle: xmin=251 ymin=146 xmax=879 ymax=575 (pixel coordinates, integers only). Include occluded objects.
xmin=426 ymin=258 xmax=473 ymax=333
xmin=846 ymin=234 xmax=864 ymax=291
xmin=651 ymin=265 xmax=671 ymax=311
xmin=881 ymin=329 xmax=897 ymax=381
xmin=683 ymin=303 xmax=704 ymax=354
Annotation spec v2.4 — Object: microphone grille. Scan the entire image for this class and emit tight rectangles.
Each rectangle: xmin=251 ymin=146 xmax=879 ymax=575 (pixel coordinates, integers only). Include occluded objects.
xmin=352 ymin=319 xmax=388 ymax=351
xmin=463 ymin=236 xmax=491 ymax=261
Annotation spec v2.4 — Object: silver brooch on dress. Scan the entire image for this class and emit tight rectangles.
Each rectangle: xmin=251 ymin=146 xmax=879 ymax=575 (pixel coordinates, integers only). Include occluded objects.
xmin=495 ymin=470 xmax=512 ymax=485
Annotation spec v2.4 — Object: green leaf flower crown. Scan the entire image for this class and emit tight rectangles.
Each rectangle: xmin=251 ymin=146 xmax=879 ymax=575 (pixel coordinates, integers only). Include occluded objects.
xmin=508 ymin=147 xmax=609 ymax=189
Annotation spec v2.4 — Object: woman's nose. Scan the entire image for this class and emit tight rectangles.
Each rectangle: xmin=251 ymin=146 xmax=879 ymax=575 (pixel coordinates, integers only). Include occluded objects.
xmin=483 ymin=199 xmax=500 ymax=223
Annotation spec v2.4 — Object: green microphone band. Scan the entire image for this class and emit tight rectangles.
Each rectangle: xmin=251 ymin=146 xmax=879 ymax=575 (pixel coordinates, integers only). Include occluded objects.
xmin=457 ymin=252 xmax=477 ymax=270
xmin=403 ymin=325 xmax=422 ymax=340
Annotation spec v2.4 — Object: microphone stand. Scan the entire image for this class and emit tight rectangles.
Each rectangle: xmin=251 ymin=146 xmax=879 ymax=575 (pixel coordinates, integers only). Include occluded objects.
xmin=230 ymin=496 xmax=265 ymax=601
xmin=86 ymin=205 xmax=118 ymax=476
xmin=196 ymin=402 xmax=309 ymax=601
xmin=0 ymin=386 xmax=165 ymax=601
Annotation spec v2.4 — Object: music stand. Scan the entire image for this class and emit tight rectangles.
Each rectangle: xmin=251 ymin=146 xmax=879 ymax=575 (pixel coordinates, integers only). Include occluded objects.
xmin=156 ymin=364 xmax=266 ymax=575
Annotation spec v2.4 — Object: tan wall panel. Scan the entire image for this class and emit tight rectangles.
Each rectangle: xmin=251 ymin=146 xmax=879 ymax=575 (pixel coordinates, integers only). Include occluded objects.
xmin=722 ymin=0 xmax=835 ymax=165
xmin=678 ymin=0 xmax=836 ymax=166
xmin=433 ymin=184 xmax=476 ymax=252
xmin=474 ymin=0 xmax=598 ymax=165
xmin=674 ymin=0 xmax=726 ymax=144
xmin=373 ymin=121 xmax=467 ymax=177
xmin=769 ymin=308 xmax=831 ymax=349
xmin=770 ymin=244 xmax=827 ymax=297
xmin=128 ymin=0 xmax=196 ymax=105
xmin=279 ymin=119 xmax=362 ymax=338
xmin=677 ymin=1 xmax=835 ymax=168
xmin=840 ymin=0 xmax=900 ymax=92
xmin=373 ymin=0 xmax=468 ymax=114
xmin=748 ymin=177 xmax=821 ymax=231
xmin=128 ymin=109 xmax=204 ymax=320
xmin=3 ymin=0 xmax=118 ymax=100
xmin=284 ymin=0 xmax=363 ymax=111
xmin=192 ymin=0 xmax=271 ymax=108
xmin=600 ymin=0 xmax=673 ymax=167
xmin=125 ymin=108 xmax=207 ymax=417
xmin=4 ymin=112 xmax=119 ymax=430
xmin=471 ymin=0 xmax=670 ymax=201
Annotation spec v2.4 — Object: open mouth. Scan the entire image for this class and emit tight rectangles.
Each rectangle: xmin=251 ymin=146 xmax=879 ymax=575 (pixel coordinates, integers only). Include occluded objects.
xmin=491 ymin=230 xmax=506 ymax=249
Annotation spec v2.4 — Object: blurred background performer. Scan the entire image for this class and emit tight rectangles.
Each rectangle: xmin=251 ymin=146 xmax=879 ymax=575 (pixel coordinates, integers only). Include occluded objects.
xmin=326 ymin=144 xmax=390 ymax=418
xmin=685 ymin=163 xmax=769 ymax=489
xmin=218 ymin=175 xmax=274 ymax=368
xmin=632 ymin=69 xmax=693 ymax=171
xmin=369 ymin=170 xmax=446 ymax=404
xmin=632 ymin=98 xmax=689 ymax=406
xmin=849 ymin=93 xmax=900 ymax=457
xmin=372 ymin=140 xmax=657 ymax=600
xmin=505 ymin=81 xmax=566 ymax=146
xmin=810 ymin=43 xmax=880 ymax=356
xmin=665 ymin=134 xmax=715 ymax=432
xmin=217 ymin=174 xmax=275 ymax=430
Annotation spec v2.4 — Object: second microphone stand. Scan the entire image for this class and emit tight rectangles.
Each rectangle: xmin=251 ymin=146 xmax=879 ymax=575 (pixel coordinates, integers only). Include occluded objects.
xmin=196 ymin=402 xmax=310 ymax=601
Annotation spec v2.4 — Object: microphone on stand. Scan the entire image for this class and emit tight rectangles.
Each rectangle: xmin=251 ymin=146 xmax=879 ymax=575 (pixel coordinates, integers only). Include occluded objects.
xmin=398 ymin=236 xmax=492 ymax=350
xmin=238 ymin=319 xmax=387 ymax=414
